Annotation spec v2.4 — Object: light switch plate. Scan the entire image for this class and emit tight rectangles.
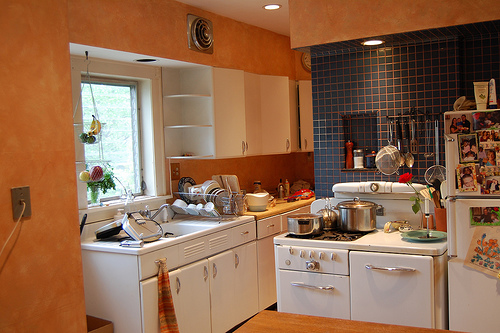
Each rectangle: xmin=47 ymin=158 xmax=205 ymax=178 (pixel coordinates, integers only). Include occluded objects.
xmin=11 ymin=186 xmax=31 ymax=220
xmin=171 ymin=163 xmax=181 ymax=180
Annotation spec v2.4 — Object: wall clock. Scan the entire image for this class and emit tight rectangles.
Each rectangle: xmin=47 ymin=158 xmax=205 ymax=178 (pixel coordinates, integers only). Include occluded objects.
xmin=301 ymin=52 xmax=311 ymax=72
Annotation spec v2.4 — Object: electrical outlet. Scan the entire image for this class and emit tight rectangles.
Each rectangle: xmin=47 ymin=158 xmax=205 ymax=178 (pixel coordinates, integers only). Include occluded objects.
xmin=171 ymin=163 xmax=181 ymax=180
xmin=11 ymin=186 xmax=32 ymax=220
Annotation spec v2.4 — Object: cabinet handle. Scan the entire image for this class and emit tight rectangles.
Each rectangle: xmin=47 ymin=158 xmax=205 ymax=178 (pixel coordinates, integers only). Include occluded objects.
xmin=241 ymin=230 xmax=249 ymax=235
xmin=235 ymin=253 xmax=240 ymax=269
xmin=246 ymin=141 xmax=249 ymax=152
xmin=175 ymin=277 xmax=181 ymax=295
xmin=286 ymin=138 xmax=290 ymax=151
xmin=365 ymin=264 xmax=416 ymax=272
xmin=290 ymin=282 xmax=334 ymax=291
xmin=203 ymin=265 xmax=209 ymax=282
xmin=267 ymin=224 xmax=275 ymax=228
xmin=242 ymin=140 xmax=246 ymax=154
xmin=304 ymin=138 xmax=308 ymax=150
xmin=213 ymin=263 xmax=217 ymax=278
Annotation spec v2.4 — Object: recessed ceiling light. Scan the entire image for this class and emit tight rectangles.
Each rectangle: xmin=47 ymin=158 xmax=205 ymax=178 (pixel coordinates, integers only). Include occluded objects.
xmin=134 ymin=58 xmax=158 ymax=63
xmin=263 ymin=4 xmax=282 ymax=10
xmin=362 ymin=40 xmax=385 ymax=46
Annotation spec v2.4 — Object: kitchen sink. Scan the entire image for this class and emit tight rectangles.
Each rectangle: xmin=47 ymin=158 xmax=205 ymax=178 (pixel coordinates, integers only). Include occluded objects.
xmin=161 ymin=221 xmax=217 ymax=238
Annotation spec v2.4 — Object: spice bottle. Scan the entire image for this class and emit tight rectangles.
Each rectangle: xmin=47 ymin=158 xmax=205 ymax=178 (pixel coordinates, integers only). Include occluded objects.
xmin=284 ymin=179 xmax=290 ymax=197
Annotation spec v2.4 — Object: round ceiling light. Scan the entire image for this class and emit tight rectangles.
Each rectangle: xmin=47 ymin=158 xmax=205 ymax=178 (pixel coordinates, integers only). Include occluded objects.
xmin=362 ymin=40 xmax=385 ymax=46
xmin=263 ymin=4 xmax=282 ymax=10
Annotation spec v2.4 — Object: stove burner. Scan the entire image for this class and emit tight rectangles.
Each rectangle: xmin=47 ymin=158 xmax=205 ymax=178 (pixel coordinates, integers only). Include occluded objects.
xmin=286 ymin=230 xmax=368 ymax=241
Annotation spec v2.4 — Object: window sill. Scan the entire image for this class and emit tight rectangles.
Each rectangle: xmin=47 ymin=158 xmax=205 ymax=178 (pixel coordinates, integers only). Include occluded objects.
xmin=80 ymin=195 xmax=172 ymax=224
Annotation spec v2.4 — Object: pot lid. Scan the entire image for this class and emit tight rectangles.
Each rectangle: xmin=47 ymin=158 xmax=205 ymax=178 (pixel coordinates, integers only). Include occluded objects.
xmin=337 ymin=197 xmax=376 ymax=209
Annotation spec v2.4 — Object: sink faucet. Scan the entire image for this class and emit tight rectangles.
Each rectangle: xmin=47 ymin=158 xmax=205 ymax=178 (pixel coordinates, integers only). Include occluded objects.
xmin=139 ymin=204 xmax=170 ymax=220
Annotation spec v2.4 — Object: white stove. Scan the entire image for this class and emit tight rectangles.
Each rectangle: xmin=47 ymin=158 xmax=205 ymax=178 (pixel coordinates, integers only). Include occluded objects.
xmin=274 ymin=181 xmax=448 ymax=330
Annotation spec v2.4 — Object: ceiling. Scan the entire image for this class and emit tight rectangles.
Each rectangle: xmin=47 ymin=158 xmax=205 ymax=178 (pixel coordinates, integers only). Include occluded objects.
xmin=175 ymin=0 xmax=290 ymax=36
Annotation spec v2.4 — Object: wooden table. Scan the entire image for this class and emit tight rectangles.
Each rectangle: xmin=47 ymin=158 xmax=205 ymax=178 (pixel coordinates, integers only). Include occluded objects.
xmin=235 ymin=311 xmax=459 ymax=333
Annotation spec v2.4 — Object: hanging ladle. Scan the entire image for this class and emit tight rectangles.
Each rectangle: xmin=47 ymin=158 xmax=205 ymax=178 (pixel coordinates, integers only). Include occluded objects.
xmin=404 ymin=120 xmax=414 ymax=168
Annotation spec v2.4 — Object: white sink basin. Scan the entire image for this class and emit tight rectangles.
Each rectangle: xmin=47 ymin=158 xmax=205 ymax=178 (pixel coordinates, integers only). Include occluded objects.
xmin=161 ymin=222 xmax=217 ymax=238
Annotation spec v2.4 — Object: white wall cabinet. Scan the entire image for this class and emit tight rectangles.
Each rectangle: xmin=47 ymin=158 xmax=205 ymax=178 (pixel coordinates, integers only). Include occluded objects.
xmin=298 ymin=80 xmax=313 ymax=152
xmin=260 ymin=75 xmax=292 ymax=155
xmin=162 ymin=66 xmax=246 ymax=159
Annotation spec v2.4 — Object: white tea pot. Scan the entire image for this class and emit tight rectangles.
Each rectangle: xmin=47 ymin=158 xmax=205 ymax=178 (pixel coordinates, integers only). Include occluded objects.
xmin=245 ymin=192 xmax=270 ymax=212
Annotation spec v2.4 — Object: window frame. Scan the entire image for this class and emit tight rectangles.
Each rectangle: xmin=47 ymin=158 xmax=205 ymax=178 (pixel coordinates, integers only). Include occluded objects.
xmin=71 ymin=56 xmax=169 ymax=223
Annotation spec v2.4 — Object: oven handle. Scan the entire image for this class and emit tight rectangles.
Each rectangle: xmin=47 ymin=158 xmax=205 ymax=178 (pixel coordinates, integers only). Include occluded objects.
xmin=290 ymin=282 xmax=334 ymax=291
xmin=365 ymin=264 xmax=416 ymax=272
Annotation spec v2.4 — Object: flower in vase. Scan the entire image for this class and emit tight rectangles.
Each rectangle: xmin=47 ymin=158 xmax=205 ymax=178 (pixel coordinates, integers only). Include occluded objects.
xmin=398 ymin=172 xmax=422 ymax=214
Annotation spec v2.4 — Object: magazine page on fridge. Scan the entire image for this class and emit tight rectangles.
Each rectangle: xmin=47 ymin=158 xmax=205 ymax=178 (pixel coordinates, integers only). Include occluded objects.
xmin=444 ymin=109 xmax=500 ymax=333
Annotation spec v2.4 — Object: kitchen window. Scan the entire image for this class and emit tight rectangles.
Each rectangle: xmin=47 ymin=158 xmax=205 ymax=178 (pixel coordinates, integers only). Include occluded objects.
xmin=71 ymin=55 xmax=167 ymax=221
xmin=80 ymin=78 xmax=142 ymax=201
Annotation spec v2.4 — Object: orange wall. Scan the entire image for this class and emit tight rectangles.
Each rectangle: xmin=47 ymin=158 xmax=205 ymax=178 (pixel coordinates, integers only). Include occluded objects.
xmin=289 ymin=0 xmax=500 ymax=48
xmin=68 ymin=0 xmax=311 ymax=79
xmin=0 ymin=0 xmax=86 ymax=332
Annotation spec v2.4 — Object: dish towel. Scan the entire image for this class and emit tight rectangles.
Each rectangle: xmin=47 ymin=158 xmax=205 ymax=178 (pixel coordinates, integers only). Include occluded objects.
xmin=157 ymin=258 xmax=179 ymax=333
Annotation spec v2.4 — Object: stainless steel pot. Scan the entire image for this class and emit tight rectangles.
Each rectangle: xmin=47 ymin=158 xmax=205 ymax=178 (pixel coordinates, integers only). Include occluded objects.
xmin=336 ymin=197 xmax=377 ymax=232
xmin=287 ymin=213 xmax=324 ymax=236
xmin=317 ymin=208 xmax=338 ymax=230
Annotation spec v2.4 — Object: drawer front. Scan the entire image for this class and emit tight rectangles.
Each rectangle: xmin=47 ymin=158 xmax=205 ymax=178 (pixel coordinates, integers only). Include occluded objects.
xmin=138 ymin=245 xmax=179 ymax=280
xmin=257 ymin=216 xmax=281 ymax=239
xmin=232 ymin=221 xmax=257 ymax=247
xmin=276 ymin=245 xmax=349 ymax=275
xmin=277 ymin=269 xmax=350 ymax=319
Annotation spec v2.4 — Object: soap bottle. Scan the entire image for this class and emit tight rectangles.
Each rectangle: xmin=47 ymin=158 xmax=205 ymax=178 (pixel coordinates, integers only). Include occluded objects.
xmin=277 ymin=179 xmax=285 ymax=199
xmin=284 ymin=179 xmax=290 ymax=197
xmin=114 ymin=208 xmax=125 ymax=222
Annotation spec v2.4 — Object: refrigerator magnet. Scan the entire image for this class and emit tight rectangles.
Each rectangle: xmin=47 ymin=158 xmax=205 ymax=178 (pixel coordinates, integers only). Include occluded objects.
xmin=457 ymin=163 xmax=478 ymax=192
xmin=458 ymin=133 xmax=479 ymax=163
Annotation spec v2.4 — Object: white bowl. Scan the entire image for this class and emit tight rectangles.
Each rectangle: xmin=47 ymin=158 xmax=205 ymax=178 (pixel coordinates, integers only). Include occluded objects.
xmin=246 ymin=192 xmax=269 ymax=211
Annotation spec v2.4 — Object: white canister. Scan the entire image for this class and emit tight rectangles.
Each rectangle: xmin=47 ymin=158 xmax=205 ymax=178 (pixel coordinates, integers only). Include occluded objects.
xmin=354 ymin=149 xmax=364 ymax=169
xmin=474 ymin=82 xmax=489 ymax=110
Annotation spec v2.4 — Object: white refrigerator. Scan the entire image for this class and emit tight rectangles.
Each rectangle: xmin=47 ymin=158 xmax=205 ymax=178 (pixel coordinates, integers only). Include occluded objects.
xmin=444 ymin=109 xmax=500 ymax=333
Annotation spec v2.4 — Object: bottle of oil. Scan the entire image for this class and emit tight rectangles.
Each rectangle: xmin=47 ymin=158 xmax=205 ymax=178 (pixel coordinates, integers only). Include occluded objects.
xmin=277 ymin=179 xmax=285 ymax=199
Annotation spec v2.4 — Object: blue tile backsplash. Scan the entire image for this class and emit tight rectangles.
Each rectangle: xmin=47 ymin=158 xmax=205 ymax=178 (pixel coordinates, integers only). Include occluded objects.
xmin=311 ymin=20 xmax=500 ymax=197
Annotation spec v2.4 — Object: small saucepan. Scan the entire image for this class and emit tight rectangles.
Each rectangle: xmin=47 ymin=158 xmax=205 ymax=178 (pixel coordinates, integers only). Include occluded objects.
xmin=287 ymin=213 xmax=324 ymax=236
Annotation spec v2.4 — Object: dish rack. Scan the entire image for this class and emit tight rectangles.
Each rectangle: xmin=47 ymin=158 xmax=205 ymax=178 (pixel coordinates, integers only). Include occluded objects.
xmin=174 ymin=191 xmax=246 ymax=217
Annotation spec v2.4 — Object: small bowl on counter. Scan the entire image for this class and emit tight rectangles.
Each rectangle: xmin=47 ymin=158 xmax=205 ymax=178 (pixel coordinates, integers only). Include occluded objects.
xmin=245 ymin=192 xmax=270 ymax=212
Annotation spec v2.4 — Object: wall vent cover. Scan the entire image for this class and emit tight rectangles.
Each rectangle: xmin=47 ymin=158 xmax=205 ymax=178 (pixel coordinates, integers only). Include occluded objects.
xmin=187 ymin=14 xmax=214 ymax=54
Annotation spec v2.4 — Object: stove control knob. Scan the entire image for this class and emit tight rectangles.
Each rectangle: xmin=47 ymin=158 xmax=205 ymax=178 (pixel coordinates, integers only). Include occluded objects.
xmin=309 ymin=250 xmax=315 ymax=259
xmin=299 ymin=250 xmax=305 ymax=258
xmin=330 ymin=252 xmax=337 ymax=261
xmin=319 ymin=252 xmax=325 ymax=260
xmin=306 ymin=260 xmax=320 ymax=271
xmin=288 ymin=247 xmax=294 ymax=255
xmin=285 ymin=259 xmax=291 ymax=266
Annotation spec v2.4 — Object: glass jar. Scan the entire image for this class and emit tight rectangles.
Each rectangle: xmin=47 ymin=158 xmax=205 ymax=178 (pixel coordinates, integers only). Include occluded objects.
xmin=354 ymin=149 xmax=364 ymax=169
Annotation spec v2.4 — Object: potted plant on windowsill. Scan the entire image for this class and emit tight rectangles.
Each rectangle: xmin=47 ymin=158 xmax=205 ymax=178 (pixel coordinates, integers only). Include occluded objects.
xmin=87 ymin=165 xmax=116 ymax=206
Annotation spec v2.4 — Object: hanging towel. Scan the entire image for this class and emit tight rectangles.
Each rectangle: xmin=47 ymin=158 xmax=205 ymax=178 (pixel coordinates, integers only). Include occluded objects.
xmin=157 ymin=258 xmax=179 ymax=333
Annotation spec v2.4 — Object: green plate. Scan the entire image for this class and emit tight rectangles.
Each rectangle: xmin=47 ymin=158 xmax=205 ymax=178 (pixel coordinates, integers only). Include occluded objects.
xmin=401 ymin=230 xmax=447 ymax=242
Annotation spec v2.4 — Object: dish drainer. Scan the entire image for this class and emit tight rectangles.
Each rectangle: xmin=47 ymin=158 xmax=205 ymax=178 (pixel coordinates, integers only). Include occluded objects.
xmin=174 ymin=191 xmax=246 ymax=217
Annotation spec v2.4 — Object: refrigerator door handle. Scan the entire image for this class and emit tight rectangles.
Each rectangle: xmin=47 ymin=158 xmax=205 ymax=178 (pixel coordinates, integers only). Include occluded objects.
xmin=447 ymin=198 xmax=457 ymax=257
xmin=444 ymin=133 xmax=455 ymax=142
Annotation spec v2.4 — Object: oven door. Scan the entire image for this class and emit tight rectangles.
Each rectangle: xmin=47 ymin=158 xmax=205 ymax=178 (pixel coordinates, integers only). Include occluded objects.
xmin=277 ymin=269 xmax=350 ymax=319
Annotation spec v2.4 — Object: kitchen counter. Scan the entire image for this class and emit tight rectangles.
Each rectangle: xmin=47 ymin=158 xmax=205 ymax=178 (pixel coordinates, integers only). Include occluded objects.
xmin=235 ymin=310 xmax=457 ymax=333
xmin=244 ymin=197 xmax=315 ymax=220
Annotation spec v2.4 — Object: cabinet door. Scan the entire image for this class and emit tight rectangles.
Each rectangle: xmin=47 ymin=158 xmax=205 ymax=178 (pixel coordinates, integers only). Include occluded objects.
xmin=298 ymin=80 xmax=313 ymax=152
xmin=244 ymin=72 xmax=262 ymax=155
xmin=260 ymin=75 xmax=291 ymax=155
xmin=257 ymin=236 xmax=277 ymax=310
xmin=350 ymin=251 xmax=435 ymax=328
xmin=140 ymin=260 xmax=211 ymax=333
xmin=213 ymin=67 xmax=246 ymax=158
xmin=170 ymin=261 xmax=211 ymax=333
xmin=233 ymin=242 xmax=259 ymax=322
xmin=209 ymin=250 xmax=236 ymax=333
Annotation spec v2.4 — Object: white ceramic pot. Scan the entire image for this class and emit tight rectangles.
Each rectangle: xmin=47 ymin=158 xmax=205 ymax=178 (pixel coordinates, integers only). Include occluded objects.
xmin=245 ymin=192 xmax=270 ymax=212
